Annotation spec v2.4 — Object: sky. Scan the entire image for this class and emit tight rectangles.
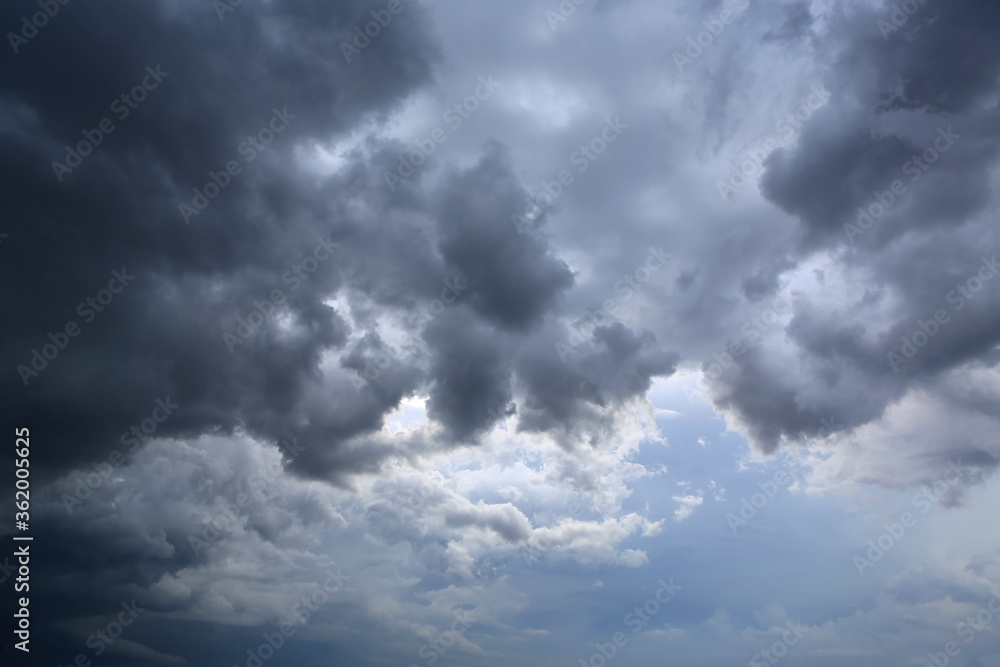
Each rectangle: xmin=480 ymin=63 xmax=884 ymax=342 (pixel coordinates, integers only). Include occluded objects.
xmin=1 ymin=0 xmax=1000 ymax=665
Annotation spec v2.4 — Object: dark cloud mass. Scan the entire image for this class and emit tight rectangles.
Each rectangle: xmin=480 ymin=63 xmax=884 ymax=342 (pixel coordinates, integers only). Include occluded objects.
xmin=3 ymin=0 xmax=1000 ymax=665
xmin=0 ymin=0 xmax=440 ymax=479
xmin=724 ymin=0 xmax=1000 ymax=453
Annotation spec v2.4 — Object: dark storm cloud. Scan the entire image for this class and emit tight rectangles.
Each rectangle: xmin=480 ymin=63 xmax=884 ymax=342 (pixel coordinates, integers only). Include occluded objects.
xmin=760 ymin=120 xmax=915 ymax=244
xmin=435 ymin=142 xmax=575 ymax=332
xmin=516 ymin=322 xmax=678 ymax=436
xmin=2 ymin=0 xmax=672 ymax=492
xmin=866 ymin=1 xmax=1000 ymax=115
xmin=761 ymin=0 xmax=1000 ymax=246
xmin=6 ymin=0 xmax=1000 ymax=664
xmin=709 ymin=335 xmax=891 ymax=453
xmin=0 ymin=0 xmax=439 ymax=479
xmin=710 ymin=0 xmax=1000 ymax=454
xmin=423 ymin=308 xmax=515 ymax=441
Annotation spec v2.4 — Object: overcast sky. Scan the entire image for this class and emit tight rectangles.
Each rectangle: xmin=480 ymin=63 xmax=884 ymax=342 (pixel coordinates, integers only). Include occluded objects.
xmin=2 ymin=0 xmax=1000 ymax=665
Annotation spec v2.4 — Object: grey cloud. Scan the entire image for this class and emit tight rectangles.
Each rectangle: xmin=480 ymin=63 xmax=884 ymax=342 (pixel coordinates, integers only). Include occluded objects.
xmin=516 ymin=322 xmax=678 ymax=436
xmin=435 ymin=141 xmax=575 ymax=332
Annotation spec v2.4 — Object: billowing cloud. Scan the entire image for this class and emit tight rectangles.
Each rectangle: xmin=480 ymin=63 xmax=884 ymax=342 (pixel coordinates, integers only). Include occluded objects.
xmin=4 ymin=0 xmax=1000 ymax=664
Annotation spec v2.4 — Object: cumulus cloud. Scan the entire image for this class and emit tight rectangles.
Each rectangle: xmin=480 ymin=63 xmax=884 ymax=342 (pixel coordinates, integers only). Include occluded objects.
xmin=4 ymin=0 xmax=1000 ymax=664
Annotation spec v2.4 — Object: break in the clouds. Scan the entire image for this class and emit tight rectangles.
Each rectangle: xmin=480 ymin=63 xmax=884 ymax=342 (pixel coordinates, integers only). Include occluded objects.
xmin=2 ymin=0 xmax=1000 ymax=665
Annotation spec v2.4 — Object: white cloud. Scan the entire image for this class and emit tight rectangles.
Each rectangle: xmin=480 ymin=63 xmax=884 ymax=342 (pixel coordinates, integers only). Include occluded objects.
xmin=672 ymin=493 xmax=704 ymax=522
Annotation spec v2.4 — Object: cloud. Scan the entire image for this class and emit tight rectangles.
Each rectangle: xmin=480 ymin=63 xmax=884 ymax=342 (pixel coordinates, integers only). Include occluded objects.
xmin=673 ymin=493 xmax=704 ymax=522
xmin=5 ymin=0 xmax=1000 ymax=664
